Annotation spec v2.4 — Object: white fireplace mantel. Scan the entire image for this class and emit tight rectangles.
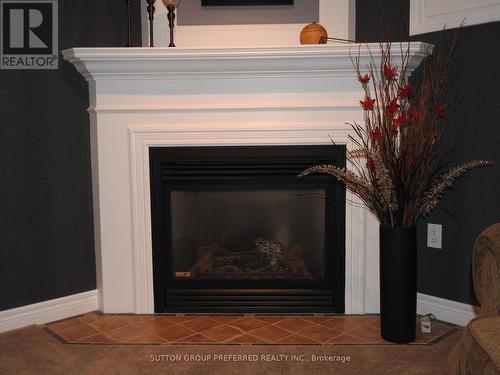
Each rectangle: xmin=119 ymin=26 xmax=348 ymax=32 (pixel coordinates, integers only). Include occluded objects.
xmin=62 ymin=43 xmax=429 ymax=314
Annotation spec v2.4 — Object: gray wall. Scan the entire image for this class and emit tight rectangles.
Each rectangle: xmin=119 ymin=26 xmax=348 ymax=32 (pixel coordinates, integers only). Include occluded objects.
xmin=0 ymin=0 xmax=142 ymax=311
xmin=178 ymin=0 xmax=318 ymax=25
xmin=356 ymin=0 xmax=500 ymax=306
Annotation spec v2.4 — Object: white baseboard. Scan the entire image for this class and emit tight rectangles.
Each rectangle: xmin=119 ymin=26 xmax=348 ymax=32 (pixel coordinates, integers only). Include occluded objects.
xmin=417 ymin=293 xmax=478 ymax=326
xmin=0 ymin=290 xmax=99 ymax=333
xmin=0 ymin=290 xmax=476 ymax=332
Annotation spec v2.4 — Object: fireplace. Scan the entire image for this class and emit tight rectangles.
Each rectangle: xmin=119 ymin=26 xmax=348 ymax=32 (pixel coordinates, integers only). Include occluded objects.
xmin=62 ymin=43 xmax=428 ymax=314
xmin=150 ymin=145 xmax=346 ymax=313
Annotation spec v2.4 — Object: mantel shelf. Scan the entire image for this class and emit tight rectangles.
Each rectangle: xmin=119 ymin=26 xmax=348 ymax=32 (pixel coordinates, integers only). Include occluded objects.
xmin=62 ymin=43 xmax=431 ymax=81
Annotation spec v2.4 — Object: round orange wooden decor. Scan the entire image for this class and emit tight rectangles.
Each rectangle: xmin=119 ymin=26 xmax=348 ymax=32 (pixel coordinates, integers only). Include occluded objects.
xmin=300 ymin=23 xmax=328 ymax=45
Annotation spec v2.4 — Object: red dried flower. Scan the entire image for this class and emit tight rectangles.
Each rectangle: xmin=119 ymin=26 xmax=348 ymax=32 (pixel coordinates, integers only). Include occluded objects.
xmin=383 ymin=63 xmax=398 ymax=81
xmin=371 ymin=127 xmax=382 ymax=142
xmin=386 ymin=97 xmax=400 ymax=117
xmin=398 ymin=84 xmax=413 ymax=98
xmin=360 ymin=97 xmax=376 ymax=110
xmin=358 ymin=74 xmax=370 ymax=84
xmin=393 ymin=114 xmax=407 ymax=126
xmin=366 ymin=157 xmax=375 ymax=171
xmin=433 ymin=104 xmax=446 ymax=119
xmin=390 ymin=122 xmax=399 ymax=136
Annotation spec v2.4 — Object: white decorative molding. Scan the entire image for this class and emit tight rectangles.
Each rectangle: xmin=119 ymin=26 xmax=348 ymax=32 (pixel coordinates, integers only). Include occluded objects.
xmin=62 ymin=43 xmax=428 ymax=314
xmin=0 ymin=290 xmax=99 ymax=333
xmin=129 ymin=123 xmax=365 ymax=314
xmin=141 ymin=0 xmax=355 ymax=47
xmin=417 ymin=293 xmax=478 ymax=327
xmin=410 ymin=0 xmax=500 ymax=35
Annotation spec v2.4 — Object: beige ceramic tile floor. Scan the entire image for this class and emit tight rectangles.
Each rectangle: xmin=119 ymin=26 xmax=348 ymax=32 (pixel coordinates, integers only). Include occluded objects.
xmin=45 ymin=312 xmax=457 ymax=346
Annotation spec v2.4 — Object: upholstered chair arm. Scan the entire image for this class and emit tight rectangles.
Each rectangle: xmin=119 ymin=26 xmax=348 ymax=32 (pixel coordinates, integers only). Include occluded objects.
xmin=473 ymin=223 xmax=500 ymax=315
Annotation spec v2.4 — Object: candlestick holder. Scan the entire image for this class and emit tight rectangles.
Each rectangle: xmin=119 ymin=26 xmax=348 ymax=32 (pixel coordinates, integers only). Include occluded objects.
xmin=126 ymin=0 xmax=132 ymax=47
xmin=146 ymin=0 xmax=156 ymax=47
xmin=162 ymin=0 xmax=180 ymax=47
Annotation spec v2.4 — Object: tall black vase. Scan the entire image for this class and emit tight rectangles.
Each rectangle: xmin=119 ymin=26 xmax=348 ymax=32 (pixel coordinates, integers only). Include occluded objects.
xmin=379 ymin=225 xmax=417 ymax=343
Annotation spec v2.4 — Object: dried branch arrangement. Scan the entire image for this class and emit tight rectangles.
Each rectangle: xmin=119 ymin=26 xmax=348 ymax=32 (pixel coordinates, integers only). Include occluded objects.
xmin=300 ymin=40 xmax=493 ymax=228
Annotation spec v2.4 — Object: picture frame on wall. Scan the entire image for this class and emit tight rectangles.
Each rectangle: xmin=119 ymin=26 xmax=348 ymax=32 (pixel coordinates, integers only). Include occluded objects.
xmin=202 ymin=0 xmax=294 ymax=6
xmin=409 ymin=0 xmax=500 ymax=35
xmin=141 ymin=0 xmax=355 ymax=48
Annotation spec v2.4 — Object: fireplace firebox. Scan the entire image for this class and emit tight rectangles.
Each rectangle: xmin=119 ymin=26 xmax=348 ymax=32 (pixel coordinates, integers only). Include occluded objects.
xmin=150 ymin=145 xmax=346 ymax=313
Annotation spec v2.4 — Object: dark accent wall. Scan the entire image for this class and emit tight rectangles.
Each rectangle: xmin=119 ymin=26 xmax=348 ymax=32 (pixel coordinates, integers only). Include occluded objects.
xmin=357 ymin=0 xmax=500 ymax=305
xmin=2 ymin=0 xmax=498 ymax=312
xmin=0 ymin=1 xmax=142 ymax=311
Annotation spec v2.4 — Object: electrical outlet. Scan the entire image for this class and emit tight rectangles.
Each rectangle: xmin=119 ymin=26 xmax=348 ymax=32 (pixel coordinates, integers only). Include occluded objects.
xmin=427 ymin=223 xmax=442 ymax=249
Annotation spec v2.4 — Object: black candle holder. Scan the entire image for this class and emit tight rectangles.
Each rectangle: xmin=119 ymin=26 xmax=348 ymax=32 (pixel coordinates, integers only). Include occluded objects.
xmin=167 ymin=5 xmax=176 ymax=47
xmin=126 ymin=0 xmax=132 ymax=47
xmin=162 ymin=0 xmax=180 ymax=47
xmin=146 ymin=0 xmax=156 ymax=47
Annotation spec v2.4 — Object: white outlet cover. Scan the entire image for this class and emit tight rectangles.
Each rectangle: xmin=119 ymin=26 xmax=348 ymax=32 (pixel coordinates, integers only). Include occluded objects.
xmin=427 ymin=223 xmax=443 ymax=249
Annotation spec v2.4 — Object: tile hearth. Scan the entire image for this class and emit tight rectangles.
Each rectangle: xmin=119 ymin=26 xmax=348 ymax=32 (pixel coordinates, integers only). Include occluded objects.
xmin=45 ymin=313 xmax=457 ymax=346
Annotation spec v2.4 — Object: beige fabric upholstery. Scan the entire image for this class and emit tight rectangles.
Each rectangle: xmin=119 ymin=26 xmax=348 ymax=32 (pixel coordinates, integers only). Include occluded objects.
xmin=450 ymin=223 xmax=500 ymax=375
xmin=473 ymin=223 xmax=500 ymax=315
xmin=451 ymin=316 xmax=500 ymax=375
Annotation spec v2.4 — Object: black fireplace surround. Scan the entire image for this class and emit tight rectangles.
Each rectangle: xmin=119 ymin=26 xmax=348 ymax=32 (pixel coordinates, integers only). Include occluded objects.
xmin=150 ymin=145 xmax=346 ymax=313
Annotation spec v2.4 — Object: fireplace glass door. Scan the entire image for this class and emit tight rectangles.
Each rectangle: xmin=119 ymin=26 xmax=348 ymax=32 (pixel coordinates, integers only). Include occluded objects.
xmin=170 ymin=189 xmax=326 ymax=281
xmin=150 ymin=146 xmax=346 ymax=313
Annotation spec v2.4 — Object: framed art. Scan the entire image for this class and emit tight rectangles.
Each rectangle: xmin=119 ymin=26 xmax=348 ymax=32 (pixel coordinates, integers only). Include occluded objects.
xmin=141 ymin=0 xmax=355 ymax=47
xmin=201 ymin=0 xmax=294 ymax=5
xmin=410 ymin=0 xmax=500 ymax=35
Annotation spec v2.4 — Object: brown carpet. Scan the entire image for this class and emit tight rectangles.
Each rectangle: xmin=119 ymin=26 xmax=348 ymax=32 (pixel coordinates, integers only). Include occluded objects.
xmin=0 ymin=325 xmax=461 ymax=375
